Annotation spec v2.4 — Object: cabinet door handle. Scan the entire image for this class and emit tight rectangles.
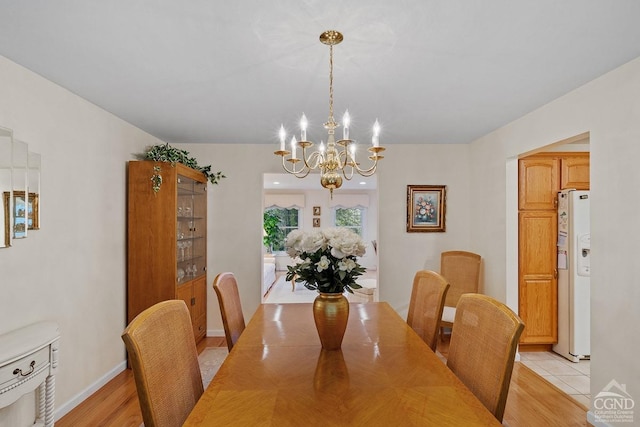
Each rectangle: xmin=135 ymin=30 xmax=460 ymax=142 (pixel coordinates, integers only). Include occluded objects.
xmin=191 ymin=297 xmax=196 ymax=306
xmin=13 ymin=360 xmax=35 ymax=377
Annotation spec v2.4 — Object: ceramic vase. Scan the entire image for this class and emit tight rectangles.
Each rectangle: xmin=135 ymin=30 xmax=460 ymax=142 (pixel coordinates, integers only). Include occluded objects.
xmin=313 ymin=292 xmax=349 ymax=350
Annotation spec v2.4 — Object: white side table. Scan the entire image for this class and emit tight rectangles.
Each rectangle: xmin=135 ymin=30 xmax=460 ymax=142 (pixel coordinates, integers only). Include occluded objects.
xmin=0 ymin=322 xmax=60 ymax=427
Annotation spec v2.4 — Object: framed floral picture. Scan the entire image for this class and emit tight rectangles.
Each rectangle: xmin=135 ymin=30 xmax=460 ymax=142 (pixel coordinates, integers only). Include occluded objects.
xmin=406 ymin=185 xmax=446 ymax=232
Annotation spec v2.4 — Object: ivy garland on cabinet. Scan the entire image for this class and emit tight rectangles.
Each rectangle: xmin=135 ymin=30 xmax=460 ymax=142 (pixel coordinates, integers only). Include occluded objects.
xmin=139 ymin=143 xmax=226 ymax=192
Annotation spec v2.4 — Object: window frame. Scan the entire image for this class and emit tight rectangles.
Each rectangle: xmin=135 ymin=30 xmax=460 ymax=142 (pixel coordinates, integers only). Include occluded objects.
xmin=332 ymin=206 xmax=367 ymax=238
xmin=265 ymin=206 xmax=302 ymax=253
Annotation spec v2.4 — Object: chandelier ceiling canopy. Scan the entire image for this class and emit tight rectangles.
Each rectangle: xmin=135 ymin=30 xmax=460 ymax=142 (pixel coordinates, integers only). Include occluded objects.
xmin=274 ymin=30 xmax=385 ymax=197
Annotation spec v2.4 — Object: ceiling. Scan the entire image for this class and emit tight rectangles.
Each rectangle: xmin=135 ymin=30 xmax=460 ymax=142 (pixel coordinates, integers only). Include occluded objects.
xmin=0 ymin=1 xmax=639 ymax=147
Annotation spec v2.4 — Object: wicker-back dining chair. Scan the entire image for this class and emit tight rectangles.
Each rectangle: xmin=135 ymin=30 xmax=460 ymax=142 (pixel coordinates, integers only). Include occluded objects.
xmin=213 ymin=272 xmax=246 ymax=351
xmin=122 ymin=300 xmax=204 ymax=427
xmin=406 ymin=270 xmax=450 ymax=351
xmin=446 ymin=294 xmax=525 ymax=422
xmin=439 ymin=251 xmax=482 ymax=338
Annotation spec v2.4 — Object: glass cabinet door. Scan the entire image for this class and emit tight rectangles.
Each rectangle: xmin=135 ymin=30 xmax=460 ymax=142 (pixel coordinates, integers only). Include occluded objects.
xmin=177 ymin=174 xmax=206 ymax=284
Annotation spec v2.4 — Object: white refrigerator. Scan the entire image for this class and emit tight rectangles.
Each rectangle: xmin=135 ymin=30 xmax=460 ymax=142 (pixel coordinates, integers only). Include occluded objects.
xmin=553 ymin=189 xmax=590 ymax=362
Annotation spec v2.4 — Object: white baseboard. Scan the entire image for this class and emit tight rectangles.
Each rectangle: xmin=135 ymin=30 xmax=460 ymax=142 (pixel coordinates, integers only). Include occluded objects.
xmin=207 ymin=329 xmax=225 ymax=337
xmin=54 ymin=360 xmax=127 ymax=421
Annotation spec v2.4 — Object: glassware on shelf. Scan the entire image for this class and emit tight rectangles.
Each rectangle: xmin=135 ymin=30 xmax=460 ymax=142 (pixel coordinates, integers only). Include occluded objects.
xmin=185 ymin=240 xmax=192 ymax=259
xmin=178 ymin=241 xmax=186 ymax=261
xmin=177 ymin=268 xmax=185 ymax=283
xmin=182 ymin=264 xmax=195 ymax=277
xmin=177 ymin=221 xmax=185 ymax=239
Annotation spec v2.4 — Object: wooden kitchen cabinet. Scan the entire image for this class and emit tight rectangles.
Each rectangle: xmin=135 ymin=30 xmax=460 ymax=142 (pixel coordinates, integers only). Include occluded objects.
xmin=518 ymin=157 xmax=559 ymax=210
xmin=561 ymin=156 xmax=590 ymax=190
xmin=518 ymin=152 xmax=589 ymax=347
xmin=518 ymin=211 xmax=558 ymax=344
xmin=127 ymin=160 xmax=207 ymax=343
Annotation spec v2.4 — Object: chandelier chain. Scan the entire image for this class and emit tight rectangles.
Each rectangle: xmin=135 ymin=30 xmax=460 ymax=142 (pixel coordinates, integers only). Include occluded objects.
xmin=329 ymin=44 xmax=334 ymax=123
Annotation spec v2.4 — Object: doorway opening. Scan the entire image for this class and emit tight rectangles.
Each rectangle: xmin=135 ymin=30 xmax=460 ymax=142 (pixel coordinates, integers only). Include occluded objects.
xmin=508 ymin=132 xmax=591 ymax=407
xmin=261 ymin=173 xmax=379 ymax=304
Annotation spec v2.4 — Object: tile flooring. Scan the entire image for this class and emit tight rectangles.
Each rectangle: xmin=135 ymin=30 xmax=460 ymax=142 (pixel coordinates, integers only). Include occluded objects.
xmin=519 ymin=351 xmax=590 ymax=408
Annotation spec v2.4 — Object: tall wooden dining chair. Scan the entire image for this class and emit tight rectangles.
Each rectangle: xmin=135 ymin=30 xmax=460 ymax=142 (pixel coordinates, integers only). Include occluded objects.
xmin=213 ymin=272 xmax=246 ymax=351
xmin=446 ymin=294 xmax=525 ymax=422
xmin=439 ymin=250 xmax=482 ymax=338
xmin=406 ymin=270 xmax=450 ymax=351
xmin=122 ymin=300 xmax=204 ymax=427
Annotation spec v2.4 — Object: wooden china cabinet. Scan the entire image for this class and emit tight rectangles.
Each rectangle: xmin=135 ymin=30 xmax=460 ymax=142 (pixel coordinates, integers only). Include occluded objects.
xmin=127 ymin=161 xmax=207 ymax=343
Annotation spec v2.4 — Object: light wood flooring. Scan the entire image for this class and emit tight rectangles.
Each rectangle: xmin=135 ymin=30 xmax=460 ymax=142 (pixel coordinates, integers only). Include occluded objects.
xmin=56 ymin=336 xmax=589 ymax=427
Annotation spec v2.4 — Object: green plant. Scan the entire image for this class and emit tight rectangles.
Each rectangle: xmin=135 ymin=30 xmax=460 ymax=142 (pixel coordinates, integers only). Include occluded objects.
xmin=263 ymin=210 xmax=281 ymax=253
xmin=141 ymin=143 xmax=225 ymax=185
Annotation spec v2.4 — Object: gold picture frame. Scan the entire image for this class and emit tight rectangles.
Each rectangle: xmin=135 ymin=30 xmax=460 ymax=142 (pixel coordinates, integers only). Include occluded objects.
xmin=2 ymin=192 xmax=8 ymax=246
xmin=406 ymin=185 xmax=446 ymax=232
xmin=313 ymin=217 xmax=321 ymax=227
xmin=313 ymin=206 xmax=321 ymax=216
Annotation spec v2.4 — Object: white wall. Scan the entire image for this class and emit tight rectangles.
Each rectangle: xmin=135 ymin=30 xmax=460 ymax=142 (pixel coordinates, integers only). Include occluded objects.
xmin=377 ymin=144 xmax=471 ymax=317
xmin=0 ymin=56 xmax=164 ymax=424
xmin=469 ymin=55 xmax=640 ymax=419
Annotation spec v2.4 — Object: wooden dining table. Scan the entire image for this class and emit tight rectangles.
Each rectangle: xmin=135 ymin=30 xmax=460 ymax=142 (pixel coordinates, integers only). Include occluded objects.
xmin=184 ymin=302 xmax=501 ymax=426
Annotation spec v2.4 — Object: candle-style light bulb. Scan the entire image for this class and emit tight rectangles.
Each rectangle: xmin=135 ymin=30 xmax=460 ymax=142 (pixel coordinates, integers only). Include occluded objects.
xmin=279 ymin=124 xmax=286 ymax=151
xmin=343 ymin=110 xmax=350 ymax=140
xmin=291 ymin=136 xmax=298 ymax=159
xmin=349 ymin=143 xmax=356 ymax=158
xmin=319 ymin=140 xmax=325 ymax=154
xmin=372 ymin=119 xmax=381 ymax=147
xmin=300 ymin=113 xmax=308 ymax=142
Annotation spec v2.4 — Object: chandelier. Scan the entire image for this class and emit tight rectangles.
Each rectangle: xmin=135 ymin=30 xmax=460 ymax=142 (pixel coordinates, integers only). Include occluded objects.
xmin=274 ymin=30 xmax=385 ymax=197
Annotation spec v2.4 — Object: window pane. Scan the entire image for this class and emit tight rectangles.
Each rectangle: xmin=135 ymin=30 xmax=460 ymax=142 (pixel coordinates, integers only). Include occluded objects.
xmin=335 ymin=208 xmax=363 ymax=236
xmin=265 ymin=207 xmax=300 ymax=252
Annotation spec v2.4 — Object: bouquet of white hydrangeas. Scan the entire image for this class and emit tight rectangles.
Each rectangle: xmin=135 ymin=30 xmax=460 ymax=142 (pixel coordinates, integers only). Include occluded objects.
xmin=285 ymin=227 xmax=366 ymax=294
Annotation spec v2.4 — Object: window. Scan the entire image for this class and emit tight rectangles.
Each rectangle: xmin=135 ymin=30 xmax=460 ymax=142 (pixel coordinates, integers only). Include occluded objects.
xmin=333 ymin=207 xmax=365 ymax=236
xmin=264 ymin=207 xmax=300 ymax=252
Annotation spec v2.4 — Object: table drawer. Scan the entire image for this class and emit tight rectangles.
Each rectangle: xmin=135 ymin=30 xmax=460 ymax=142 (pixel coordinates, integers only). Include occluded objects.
xmin=0 ymin=346 xmax=50 ymax=390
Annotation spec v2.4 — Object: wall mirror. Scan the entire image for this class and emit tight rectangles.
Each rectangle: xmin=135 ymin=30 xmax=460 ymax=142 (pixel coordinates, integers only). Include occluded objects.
xmin=11 ymin=140 xmax=29 ymax=239
xmin=0 ymin=126 xmax=12 ymax=248
xmin=28 ymin=151 xmax=41 ymax=229
xmin=0 ymin=127 xmax=41 ymax=248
